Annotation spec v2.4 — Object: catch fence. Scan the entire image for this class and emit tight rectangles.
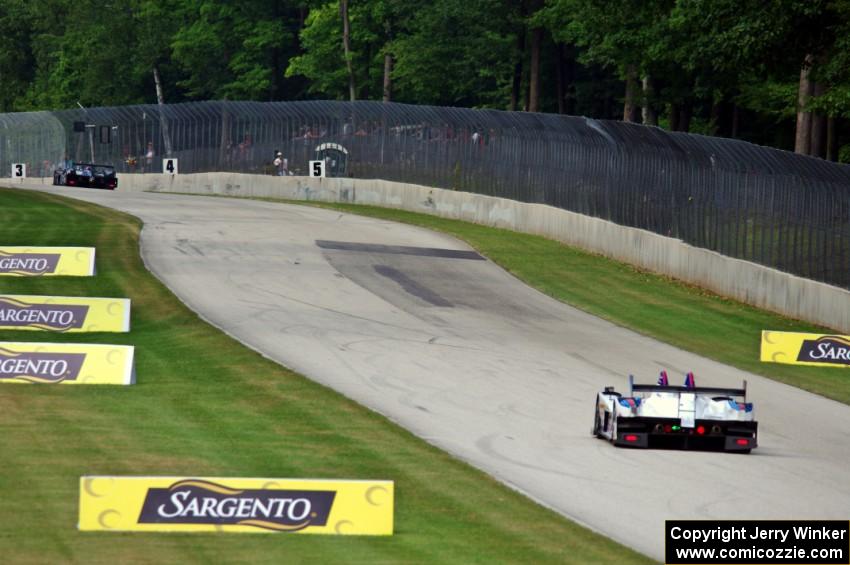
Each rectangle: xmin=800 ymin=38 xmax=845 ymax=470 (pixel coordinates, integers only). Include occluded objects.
xmin=1 ymin=100 xmax=849 ymax=289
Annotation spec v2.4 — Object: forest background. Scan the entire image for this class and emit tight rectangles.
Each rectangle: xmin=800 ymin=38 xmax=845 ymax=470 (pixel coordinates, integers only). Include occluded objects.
xmin=2 ymin=0 xmax=849 ymax=161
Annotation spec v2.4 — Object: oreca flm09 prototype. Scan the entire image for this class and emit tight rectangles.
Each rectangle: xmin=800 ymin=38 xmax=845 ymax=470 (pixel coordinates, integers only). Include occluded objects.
xmin=592 ymin=371 xmax=757 ymax=452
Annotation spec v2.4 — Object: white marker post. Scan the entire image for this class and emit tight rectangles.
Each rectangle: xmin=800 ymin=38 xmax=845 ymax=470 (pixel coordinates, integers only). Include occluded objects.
xmin=309 ymin=160 xmax=326 ymax=178
xmin=163 ymin=158 xmax=178 ymax=175
xmin=11 ymin=163 xmax=26 ymax=179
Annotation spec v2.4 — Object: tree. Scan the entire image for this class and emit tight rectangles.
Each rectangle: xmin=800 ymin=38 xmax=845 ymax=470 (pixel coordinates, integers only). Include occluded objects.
xmin=540 ymin=0 xmax=674 ymax=124
xmin=340 ymin=0 xmax=356 ymax=100
xmin=390 ymin=0 xmax=515 ymax=107
xmin=0 ymin=0 xmax=37 ymax=111
xmin=172 ymin=0 xmax=298 ymax=100
xmin=18 ymin=0 xmax=142 ymax=109
xmin=668 ymin=0 xmax=838 ymax=152
xmin=288 ymin=0 xmax=390 ymax=100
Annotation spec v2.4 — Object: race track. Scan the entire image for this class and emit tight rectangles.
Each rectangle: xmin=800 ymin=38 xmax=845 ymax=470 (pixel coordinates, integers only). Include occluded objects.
xmin=26 ymin=187 xmax=850 ymax=559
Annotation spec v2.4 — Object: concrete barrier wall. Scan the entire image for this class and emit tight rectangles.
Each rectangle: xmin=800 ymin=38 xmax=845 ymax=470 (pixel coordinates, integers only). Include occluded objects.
xmin=16 ymin=173 xmax=850 ymax=332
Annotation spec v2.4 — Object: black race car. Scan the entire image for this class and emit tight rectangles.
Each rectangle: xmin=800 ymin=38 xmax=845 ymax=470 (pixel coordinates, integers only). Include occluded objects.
xmin=53 ymin=163 xmax=118 ymax=190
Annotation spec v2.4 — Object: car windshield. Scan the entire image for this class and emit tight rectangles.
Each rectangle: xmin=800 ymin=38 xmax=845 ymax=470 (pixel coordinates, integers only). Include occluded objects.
xmin=73 ymin=164 xmax=114 ymax=175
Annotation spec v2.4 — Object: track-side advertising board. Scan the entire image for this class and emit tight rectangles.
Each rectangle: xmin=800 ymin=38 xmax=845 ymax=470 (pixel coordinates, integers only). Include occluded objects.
xmin=0 ymin=247 xmax=95 ymax=277
xmin=0 ymin=295 xmax=130 ymax=332
xmin=79 ymin=476 xmax=394 ymax=534
xmin=0 ymin=342 xmax=135 ymax=385
xmin=761 ymin=330 xmax=850 ymax=368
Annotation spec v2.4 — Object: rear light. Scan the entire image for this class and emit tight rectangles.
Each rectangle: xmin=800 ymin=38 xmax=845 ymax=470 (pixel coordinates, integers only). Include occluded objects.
xmin=696 ymin=425 xmax=705 ymax=435
xmin=68 ymin=179 xmax=75 ymax=185
xmin=711 ymin=425 xmax=722 ymax=434
xmin=663 ymin=424 xmax=672 ymax=433
xmin=624 ymin=434 xmax=639 ymax=442
xmin=736 ymin=438 xmax=749 ymax=446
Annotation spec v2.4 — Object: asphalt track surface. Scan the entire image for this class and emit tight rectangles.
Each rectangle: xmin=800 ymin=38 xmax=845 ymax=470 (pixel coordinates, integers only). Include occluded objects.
xmin=24 ymin=187 xmax=850 ymax=559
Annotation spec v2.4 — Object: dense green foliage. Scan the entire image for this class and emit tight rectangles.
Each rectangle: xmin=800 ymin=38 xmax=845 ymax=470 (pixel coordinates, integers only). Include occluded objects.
xmin=1 ymin=0 xmax=849 ymax=156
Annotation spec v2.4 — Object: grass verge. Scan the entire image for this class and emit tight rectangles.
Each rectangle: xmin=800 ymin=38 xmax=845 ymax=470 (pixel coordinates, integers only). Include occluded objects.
xmin=0 ymin=188 xmax=651 ymax=563
xmin=244 ymin=197 xmax=849 ymax=406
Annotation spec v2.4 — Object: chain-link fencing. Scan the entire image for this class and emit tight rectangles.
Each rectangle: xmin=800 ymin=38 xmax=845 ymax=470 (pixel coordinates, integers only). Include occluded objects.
xmin=2 ymin=100 xmax=849 ymax=290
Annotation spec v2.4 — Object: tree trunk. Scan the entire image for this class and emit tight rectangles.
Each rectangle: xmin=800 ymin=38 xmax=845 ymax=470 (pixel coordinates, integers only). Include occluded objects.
xmin=679 ymin=102 xmax=692 ymax=132
xmin=153 ymin=66 xmax=166 ymax=105
xmin=528 ymin=27 xmax=543 ymax=112
xmin=509 ymin=27 xmax=525 ymax=111
xmin=623 ymin=65 xmax=640 ymax=122
xmin=555 ymin=43 xmax=565 ymax=114
xmin=669 ymin=103 xmax=681 ymax=131
xmin=731 ymin=103 xmax=740 ymax=138
xmin=153 ymin=65 xmax=173 ymax=157
xmin=382 ymin=53 xmax=393 ymax=102
xmin=563 ymin=47 xmax=575 ymax=115
xmin=794 ymin=53 xmax=815 ymax=155
xmin=641 ymin=75 xmax=657 ymax=126
xmin=810 ymin=82 xmax=826 ymax=158
xmin=710 ymin=97 xmax=722 ymax=136
xmin=340 ymin=0 xmax=356 ymax=101
xmin=826 ymin=116 xmax=837 ymax=161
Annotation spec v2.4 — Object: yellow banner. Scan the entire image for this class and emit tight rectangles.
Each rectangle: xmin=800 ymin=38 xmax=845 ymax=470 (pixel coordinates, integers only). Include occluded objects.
xmin=761 ymin=330 xmax=850 ymax=368
xmin=0 ymin=246 xmax=95 ymax=276
xmin=0 ymin=342 xmax=134 ymax=385
xmin=0 ymin=294 xmax=130 ymax=332
xmin=79 ymin=476 xmax=394 ymax=535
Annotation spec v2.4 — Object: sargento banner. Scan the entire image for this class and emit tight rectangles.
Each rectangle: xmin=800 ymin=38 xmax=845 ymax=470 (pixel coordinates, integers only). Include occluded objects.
xmin=0 ymin=342 xmax=134 ymax=384
xmin=0 ymin=246 xmax=95 ymax=276
xmin=79 ymin=477 xmax=394 ymax=535
xmin=0 ymin=295 xmax=130 ymax=332
xmin=761 ymin=330 xmax=850 ymax=367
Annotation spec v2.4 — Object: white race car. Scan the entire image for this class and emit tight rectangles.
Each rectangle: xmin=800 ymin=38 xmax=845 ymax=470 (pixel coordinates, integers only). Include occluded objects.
xmin=592 ymin=371 xmax=757 ymax=452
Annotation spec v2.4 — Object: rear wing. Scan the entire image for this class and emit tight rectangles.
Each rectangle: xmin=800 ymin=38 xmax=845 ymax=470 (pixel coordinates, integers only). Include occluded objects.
xmin=628 ymin=374 xmax=747 ymax=399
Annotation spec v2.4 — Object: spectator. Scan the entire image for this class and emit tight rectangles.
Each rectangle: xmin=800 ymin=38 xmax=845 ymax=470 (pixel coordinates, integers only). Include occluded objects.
xmin=273 ymin=151 xmax=289 ymax=176
xmin=237 ymin=133 xmax=253 ymax=166
xmin=145 ymin=142 xmax=155 ymax=171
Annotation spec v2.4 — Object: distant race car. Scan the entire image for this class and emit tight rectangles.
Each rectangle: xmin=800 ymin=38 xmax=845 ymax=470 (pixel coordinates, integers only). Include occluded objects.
xmin=53 ymin=163 xmax=118 ymax=190
xmin=592 ymin=371 xmax=757 ymax=452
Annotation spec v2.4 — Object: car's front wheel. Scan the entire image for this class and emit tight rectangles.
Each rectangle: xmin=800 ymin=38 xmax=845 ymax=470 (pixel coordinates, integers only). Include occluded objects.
xmin=609 ymin=404 xmax=618 ymax=443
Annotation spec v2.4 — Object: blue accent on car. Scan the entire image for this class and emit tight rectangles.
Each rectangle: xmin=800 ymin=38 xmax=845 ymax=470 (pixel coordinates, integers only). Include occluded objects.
xmin=728 ymin=400 xmax=753 ymax=412
xmin=619 ymin=397 xmax=641 ymax=408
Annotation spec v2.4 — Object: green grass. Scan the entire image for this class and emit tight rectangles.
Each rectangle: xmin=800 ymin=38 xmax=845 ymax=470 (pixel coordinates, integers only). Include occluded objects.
xmin=0 ymin=188 xmax=651 ymax=564
xmin=238 ymin=197 xmax=849 ymax=406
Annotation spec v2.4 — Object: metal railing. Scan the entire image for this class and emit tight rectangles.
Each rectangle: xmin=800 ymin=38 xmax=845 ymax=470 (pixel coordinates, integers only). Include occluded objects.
xmin=1 ymin=100 xmax=849 ymax=289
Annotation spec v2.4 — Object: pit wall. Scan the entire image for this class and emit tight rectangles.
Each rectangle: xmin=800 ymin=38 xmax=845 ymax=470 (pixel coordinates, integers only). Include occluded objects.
xmin=17 ymin=173 xmax=850 ymax=332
